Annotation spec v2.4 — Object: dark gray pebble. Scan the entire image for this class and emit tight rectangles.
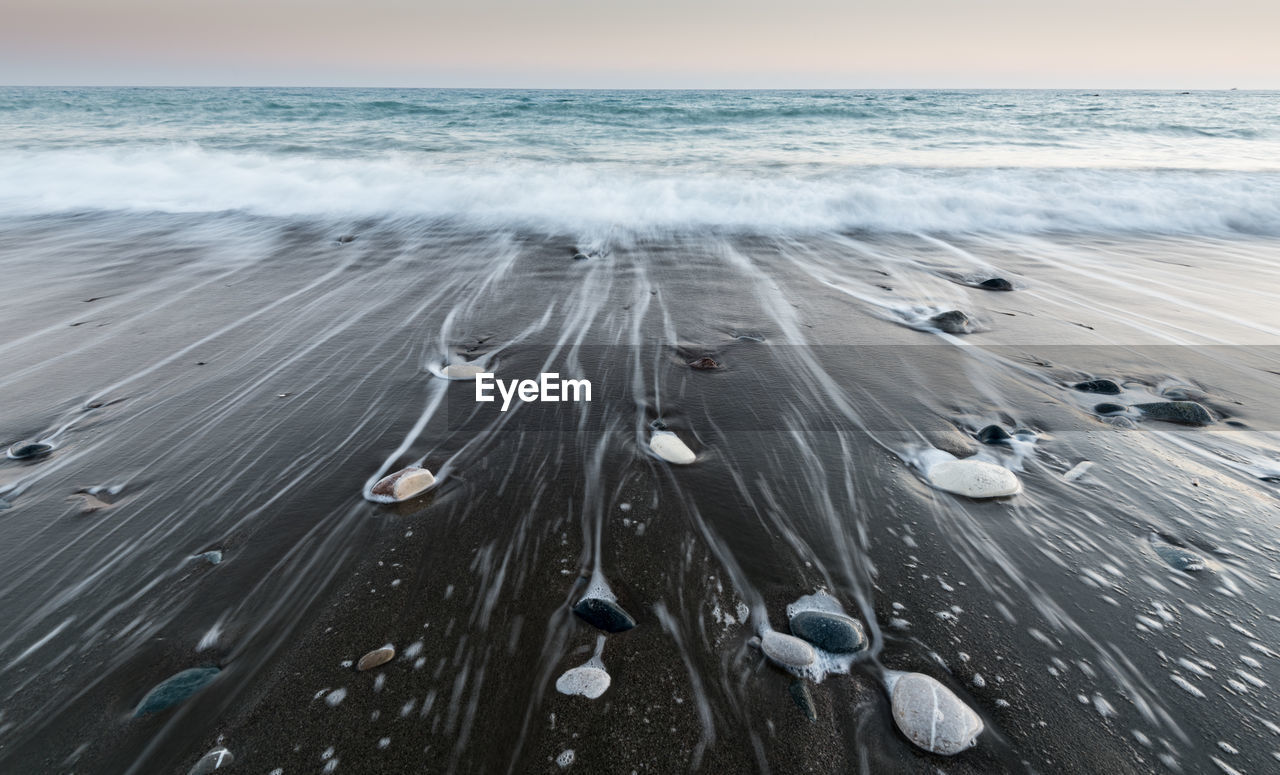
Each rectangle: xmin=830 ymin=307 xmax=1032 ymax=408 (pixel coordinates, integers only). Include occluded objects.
xmin=929 ymin=310 xmax=974 ymax=334
xmin=7 ymin=441 xmax=53 ymax=460
xmin=134 ymin=667 xmax=220 ymax=716
xmin=1094 ymin=403 xmax=1127 ymax=416
xmin=789 ymin=610 xmax=868 ymax=653
xmin=976 ymin=425 xmax=1012 ymax=445
xmin=336 ymin=234 xmax=357 ymax=243
xmin=978 ymin=278 xmax=1013 ymax=291
xmin=1134 ymin=401 xmax=1214 ymax=426
xmin=573 ymin=597 xmax=636 ymax=633
xmin=1074 ymin=379 xmax=1121 ymax=395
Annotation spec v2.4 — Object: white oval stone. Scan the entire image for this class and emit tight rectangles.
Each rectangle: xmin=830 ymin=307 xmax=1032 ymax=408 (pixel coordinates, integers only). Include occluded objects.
xmin=890 ymin=672 xmax=984 ymax=755
xmin=926 ymin=459 xmax=1021 ymax=498
xmin=441 ymin=362 xmax=484 ymax=380
xmin=649 ymin=431 xmax=696 ymax=464
xmin=371 ymin=466 xmax=436 ymax=501
xmin=555 ymin=666 xmax=611 ymax=699
xmin=759 ymin=630 xmax=817 ymax=669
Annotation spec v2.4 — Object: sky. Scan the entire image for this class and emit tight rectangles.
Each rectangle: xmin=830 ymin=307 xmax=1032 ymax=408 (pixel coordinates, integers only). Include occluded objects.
xmin=3 ymin=0 xmax=1278 ymax=88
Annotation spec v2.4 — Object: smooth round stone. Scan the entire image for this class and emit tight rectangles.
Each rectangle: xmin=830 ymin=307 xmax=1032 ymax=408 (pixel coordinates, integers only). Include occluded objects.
xmin=891 ymin=672 xmax=984 ymax=756
xmin=6 ymin=441 xmax=53 ymax=460
xmin=650 ymin=431 xmax=696 ymax=465
xmin=688 ymin=356 xmax=720 ymax=370
xmin=134 ymin=667 xmax=220 ymax=717
xmin=977 ymin=278 xmax=1013 ymax=291
xmin=336 ymin=234 xmax=357 ymax=243
xmin=1094 ymin=402 xmax=1127 ymax=416
xmin=929 ymin=310 xmax=974 ymax=334
xmin=555 ymin=666 xmax=610 ymax=698
xmin=759 ymin=630 xmax=817 ymax=669
xmin=789 ymin=610 xmax=868 ymax=654
xmin=975 ymin=425 xmax=1012 ymax=445
xmin=441 ymin=362 xmax=484 ymax=380
xmin=1134 ymin=401 xmax=1214 ymax=426
xmin=927 ymin=459 xmax=1021 ymax=498
xmin=1074 ymin=379 xmax=1121 ymax=395
xmin=1153 ymin=543 xmax=1206 ymax=572
xmin=371 ymin=466 xmax=436 ymax=501
xmin=188 ymin=747 xmax=234 ymax=775
xmin=573 ymin=597 xmax=636 ymax=633
xmin=357 ymin=646 xmax=396 ymax=671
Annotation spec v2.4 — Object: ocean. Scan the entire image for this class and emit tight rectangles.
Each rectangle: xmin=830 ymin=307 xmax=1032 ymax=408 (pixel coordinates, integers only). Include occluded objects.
xmin=1 ymin=88 xmax=1278 ymax=774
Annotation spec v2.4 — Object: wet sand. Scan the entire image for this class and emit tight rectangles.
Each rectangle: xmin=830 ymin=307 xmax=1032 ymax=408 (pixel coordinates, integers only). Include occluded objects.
xmin=1 ymin=213 xmax=1279 ymax=774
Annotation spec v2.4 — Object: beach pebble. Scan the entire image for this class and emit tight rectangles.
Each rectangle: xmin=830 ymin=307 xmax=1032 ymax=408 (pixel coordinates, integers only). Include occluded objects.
xmin=977 ymin=278 xmax=1013 ymax=291
xmin=758 ymin=630 xmax=817 ymax=669
xmin=555 ymin=666 xmax=611 ymax=699
xmin=1074 ymin=379 xmax=1121 ymax=395
xmin=336 ymin=234 xmax=357 ymax=243
xmin=357 ymin=646 xmax=396 ymax=671
xmin=929 ymin=310 xmax=975 ymax=334
xmin=688 ymin=356 xmax=720 ymax=370
xmin=196 ymin=550 xmax=223 ymax=565
xmin=6 ymin=441 xmax=53 ymax=460
xmin=1094 ymin=402 xmax=1127 ymax=416
xmin=441 ymin=362 xmax=484 ymax=380
xmin=789 ymin=679 xmax=819 ymax=722
xmin=890 ymin=672 xmax=984 ymax=755
xmin=1134 ymin=401 xmax=1214 ymax=426
xmin=1151 ymin=536 xmax=1206 ymax=572
xmin=572 ymin=597 xmax=636 ymax=633
xmin=134 ymin=667 xmax=220 ymax=717
xmin=926 ymin=458 xmax=1021 ymax=498
xmin=572 ymin=252 xmax=590 ymax=261
xmin=649 ymin=431 xmax=696 ymax=464
xmin=556 ymin=749 xmax=576 ymax=767
xmin=371 ymin=466 xmax=436 ymax=501
xmin=976 ymin=425 xmax=1012 ymax=445
xmin=188 ymin=747 xmax=234 ymax=775
xmin=789 ymin=610 xmax=868 ymax=654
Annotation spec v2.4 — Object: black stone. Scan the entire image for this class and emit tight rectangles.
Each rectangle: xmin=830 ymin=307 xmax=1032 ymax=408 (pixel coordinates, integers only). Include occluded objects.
xmin=977 ymin=278 xmax=1014 ymax=291
xmin=572 ymin=597 xmax=636 ymax=633
xmin=1074 ymin=379 xmax=1122 ymax=395
xmin=789 ymin=610 xmax=867 ymax=654
xmin=6 ymin=441 xmax=53 ymax=460
xmin=1134 ymin=401 xmax=1214 ymax=426
xmin=789 ymin=679 xmax=818 ymax=722
xmin=976 ymin=425 xmax=1013 ymax=445
xmin=134 ymin=667 xmax=220 ymax=717
xmin=1094 ymin=403 xmax=1127 ymax=416
xmin=929 ymin=310 xmax=974 ymax=334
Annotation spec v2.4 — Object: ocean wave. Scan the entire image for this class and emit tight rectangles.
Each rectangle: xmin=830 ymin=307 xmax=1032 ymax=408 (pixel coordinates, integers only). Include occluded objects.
xmin=4 ymin=146 xmax=1280 ymax=235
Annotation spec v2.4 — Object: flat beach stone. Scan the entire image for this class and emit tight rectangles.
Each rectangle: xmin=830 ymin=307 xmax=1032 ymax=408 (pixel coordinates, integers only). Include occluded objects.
xmin=188 ymin=747 xmax=234 ymax=775
xmin=789 ymin=679 xmax=818 ymax=722
xmin=926 ymin=459 xmax=1021 ymax=498
xmin=650 ymin=431 xmax=696 ymax=465
xmin=789 ymin=610 xmax=868 ymax=654
xmin=573 ymin=597 xmax=636 ymax=633
xmin=688 ymin=356 xmax=720 ymax=370
xmin=336 ymin=234 xmax=357 ymax=243
xmin=555 ymin=666 xmax=610 ymax=698
xmin=1094 ymin=402 xmax=1127 ymax=416
xmin=1074 ymin=379 xmax=1121 ymax=395
xmin=891 ymin=672 xmax=984 ymax=755
xmin=357 ymin=646 xmax=396 ymax=671
xmin=1151 ymin=537 xmax=1206 ymax=572
xmin=759 ymin=630 xmax=817 ymax=669
xmin=371 ymin=466 xmax=435 ymax=501
xmin=6 ymin=441 xmax=53 ymax=460
xmin=977 ymin=278 xmax=1013 ymax=291
xmin=929 ymin=310 xmax=974 ymax=334
xmin=441 ymin=362 xmax=484 ymax=380
xmin=976 ymin=425 xmax=1012 ymax=445
xmin=1134 ymin=401 xmax=1213 ymax=426
xmin=134 ymin=667 xmax=220 ymax=717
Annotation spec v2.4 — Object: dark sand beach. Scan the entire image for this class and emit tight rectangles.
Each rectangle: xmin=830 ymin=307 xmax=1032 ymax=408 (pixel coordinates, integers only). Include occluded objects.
xmin=1 ymin=211 xmax=1278 ymax=773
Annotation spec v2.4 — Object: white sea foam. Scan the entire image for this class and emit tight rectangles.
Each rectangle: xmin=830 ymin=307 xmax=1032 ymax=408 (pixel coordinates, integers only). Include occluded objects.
xmin=3 ymin=147 xmax=1280 ymax=235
